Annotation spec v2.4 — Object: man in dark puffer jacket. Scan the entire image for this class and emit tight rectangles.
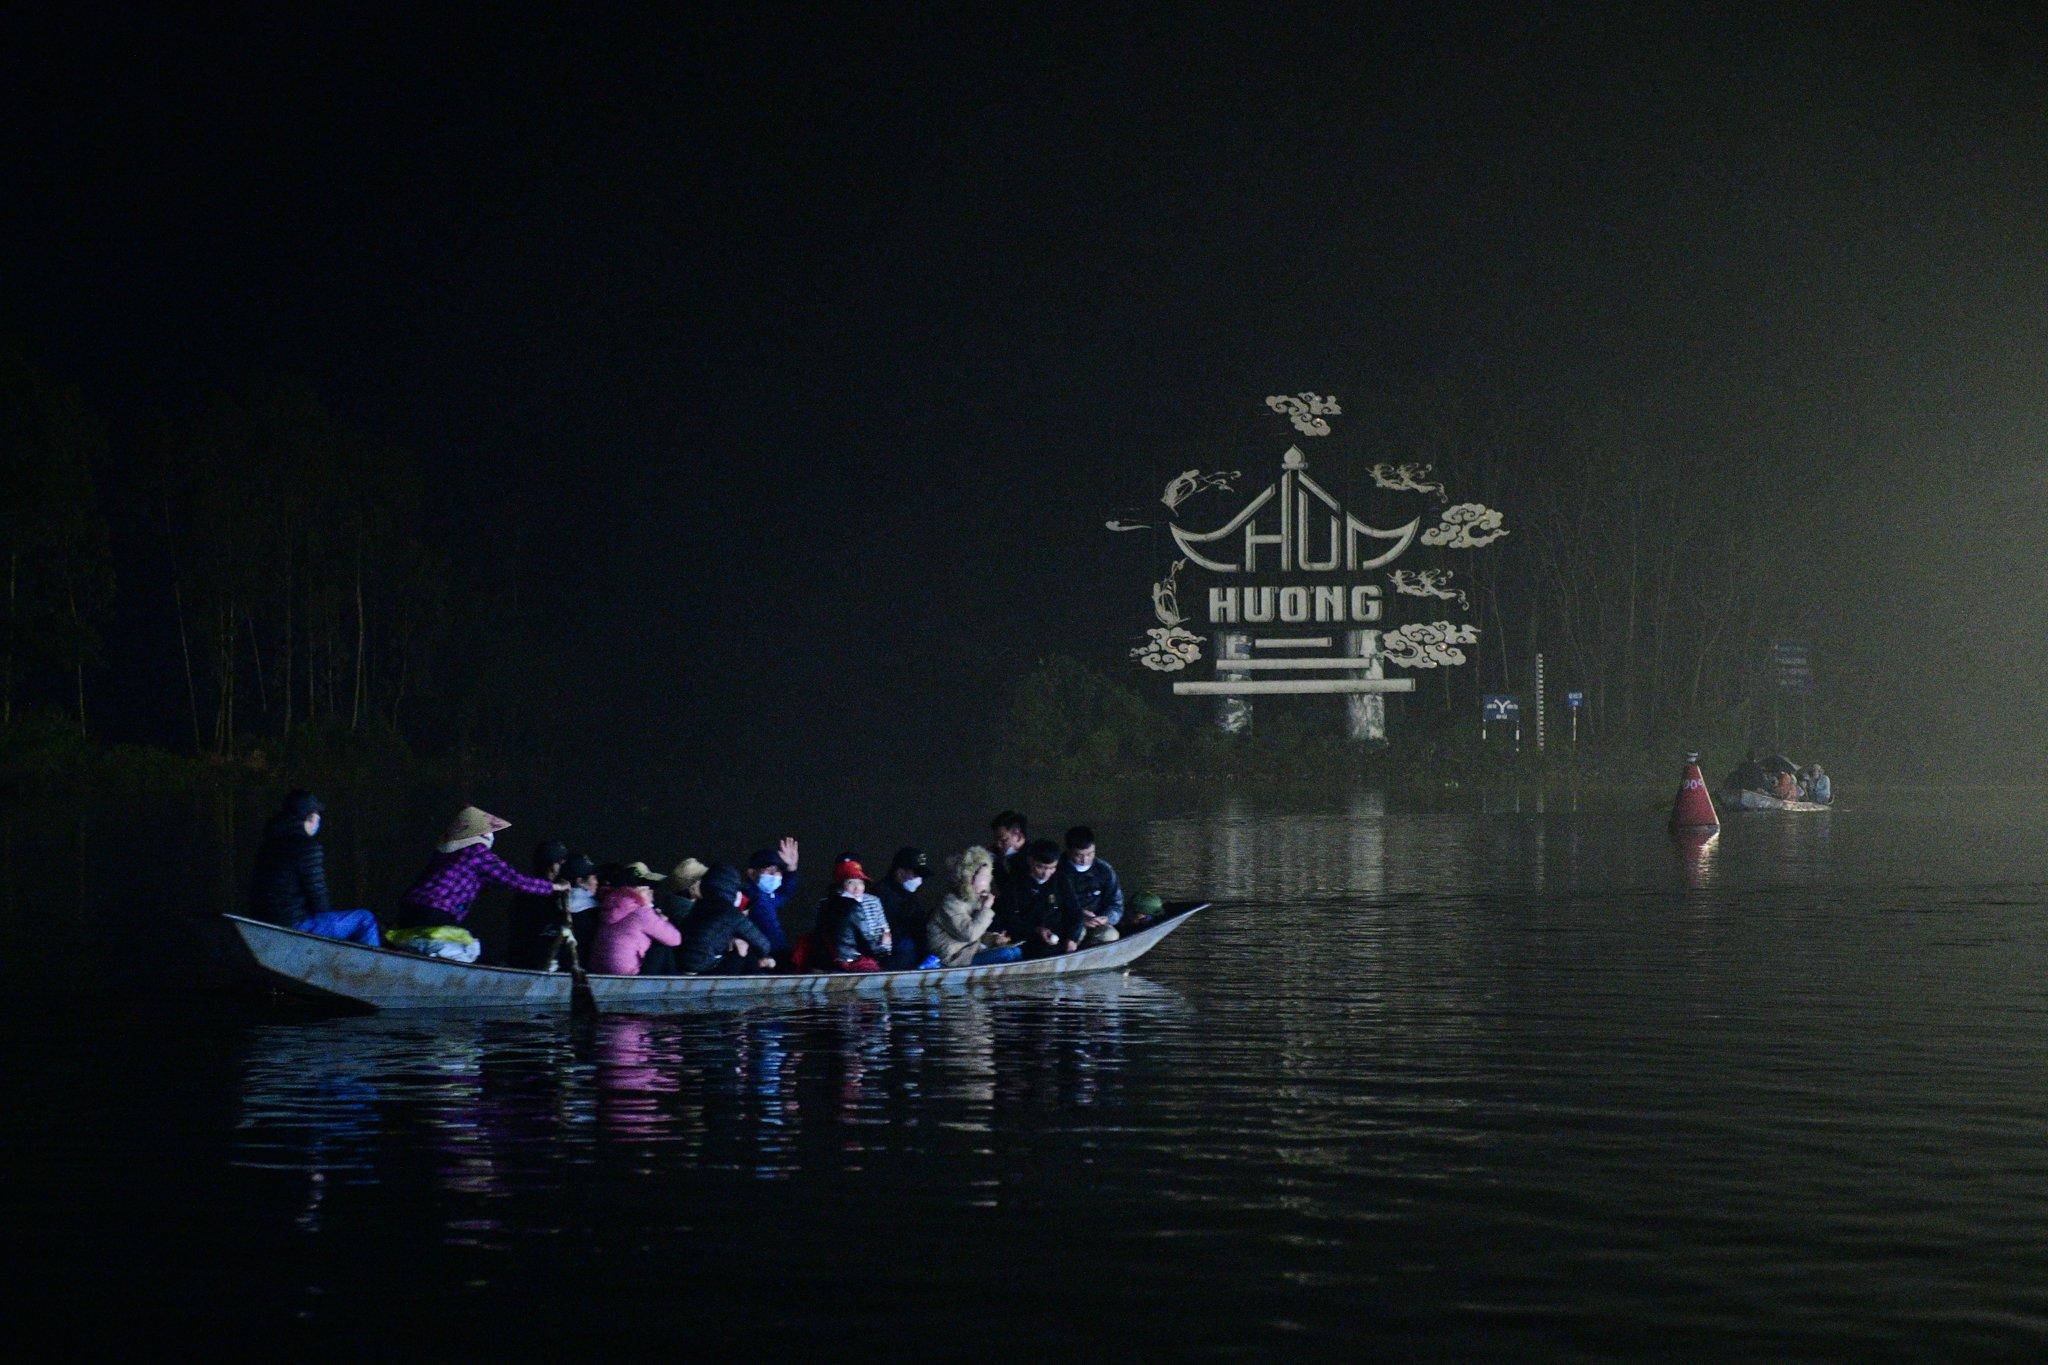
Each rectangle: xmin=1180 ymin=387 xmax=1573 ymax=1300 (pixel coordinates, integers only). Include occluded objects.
xmin=675 ymin=864 xmax=776 ymax=974
xmin=247 ymin=791 xmax=381 ymax=945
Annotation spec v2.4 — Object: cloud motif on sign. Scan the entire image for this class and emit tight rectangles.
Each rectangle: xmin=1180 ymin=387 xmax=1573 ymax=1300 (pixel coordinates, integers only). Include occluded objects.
xmin=1132 ymin=626 xmax=1206 ymax=672
xmin=1370 ymin=462 xmax=1447 ymax=501
xmin=1388 ymin=568 xmax=1470 ymax=610
xmin=1265 ymin=393 xmax=1340 ymax=436
xmin=1419 ymin=503 xmax=1508 ymax=549
xmin=1382 ymin=622 xmax=1480 ymax=668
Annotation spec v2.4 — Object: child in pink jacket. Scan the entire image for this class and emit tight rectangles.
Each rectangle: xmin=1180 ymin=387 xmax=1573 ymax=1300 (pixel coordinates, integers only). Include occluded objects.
xmin=588 ymin=884 xmax=681 ymax=975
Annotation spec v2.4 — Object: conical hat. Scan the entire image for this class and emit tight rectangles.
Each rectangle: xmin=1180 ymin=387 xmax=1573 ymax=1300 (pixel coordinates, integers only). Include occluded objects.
xmin=442 ymin=805 xmax=511 ymax=845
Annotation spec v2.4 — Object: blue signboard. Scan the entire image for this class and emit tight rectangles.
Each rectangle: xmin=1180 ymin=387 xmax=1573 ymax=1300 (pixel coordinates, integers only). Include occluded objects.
xmin=1565 ymin=690 xmax=1584 ymax=709
xmin=1482 ymin=695 xmax=1520 ymax=724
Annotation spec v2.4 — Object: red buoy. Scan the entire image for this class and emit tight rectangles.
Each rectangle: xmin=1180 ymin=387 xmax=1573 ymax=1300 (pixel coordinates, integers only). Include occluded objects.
xmin=1669 ymin=751 xmax=1719 ymax=830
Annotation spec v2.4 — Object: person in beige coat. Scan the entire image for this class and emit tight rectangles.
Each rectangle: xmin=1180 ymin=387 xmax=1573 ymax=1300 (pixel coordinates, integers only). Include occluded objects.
xmin=929 ymin=846 xmax=1024 ymax=967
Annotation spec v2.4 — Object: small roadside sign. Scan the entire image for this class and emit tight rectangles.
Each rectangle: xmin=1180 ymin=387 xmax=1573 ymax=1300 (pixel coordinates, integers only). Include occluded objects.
xmin=1566 ymin=691 xmax=1584 ymax=709
xmin=1482 ymin=695 xmax=1520 ymax=723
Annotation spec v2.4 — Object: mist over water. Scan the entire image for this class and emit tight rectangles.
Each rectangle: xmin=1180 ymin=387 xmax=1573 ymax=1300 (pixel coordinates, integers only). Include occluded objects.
xmin=9 ymin=783 xmax=2048 ymax=1354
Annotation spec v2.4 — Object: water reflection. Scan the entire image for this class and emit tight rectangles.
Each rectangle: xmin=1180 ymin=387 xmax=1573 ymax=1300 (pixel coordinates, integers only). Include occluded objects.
xmin=233 ymin=975 xmax=1191 ymax=1198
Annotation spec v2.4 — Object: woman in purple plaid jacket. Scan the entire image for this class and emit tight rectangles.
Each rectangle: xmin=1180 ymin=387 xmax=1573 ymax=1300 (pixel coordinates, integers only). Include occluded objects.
xmin=395 ymin=805 xmax=566 ymax=930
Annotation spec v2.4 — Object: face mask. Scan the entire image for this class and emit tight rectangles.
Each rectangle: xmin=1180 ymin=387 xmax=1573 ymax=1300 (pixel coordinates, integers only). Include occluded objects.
xmin=755 ymin=871 xmax=783 ymax=894
xmin=1070 ymin=855 xmax=1093 ymax=871
xmin=481 ymin=831 xmax=495 ymax=849
xmin=901 ymin=876 xmax=923 ymax=893
xmin=567 ymin=887 xmax=597 ymax=913
xmin=306 ymin=813 xmax=322 ymax=835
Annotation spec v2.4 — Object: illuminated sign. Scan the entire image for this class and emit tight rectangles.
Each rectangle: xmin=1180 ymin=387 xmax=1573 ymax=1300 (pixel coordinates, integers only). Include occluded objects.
xmin=1107 ymin=393 xmax=1508 ymax=728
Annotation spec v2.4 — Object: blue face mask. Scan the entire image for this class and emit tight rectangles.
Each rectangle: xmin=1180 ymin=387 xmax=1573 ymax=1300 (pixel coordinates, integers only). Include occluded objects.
xmin=755 ymin=871 xmax=783 ymax=895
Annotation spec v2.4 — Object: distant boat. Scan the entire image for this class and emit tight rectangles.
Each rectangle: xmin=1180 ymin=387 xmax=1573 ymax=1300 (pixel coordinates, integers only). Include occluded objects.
xmin=1716 ymin=787 xmax=1832 ymax=813
xmin=221 ymin=903 xmax=1208 ymax=1012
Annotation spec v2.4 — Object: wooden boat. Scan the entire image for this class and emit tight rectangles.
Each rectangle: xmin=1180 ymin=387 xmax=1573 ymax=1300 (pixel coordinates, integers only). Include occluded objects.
xmin=1717 ymin=787 xmax=1832 ymax=813
xmin=221 ymin=902 xmax=1208 ymax=1012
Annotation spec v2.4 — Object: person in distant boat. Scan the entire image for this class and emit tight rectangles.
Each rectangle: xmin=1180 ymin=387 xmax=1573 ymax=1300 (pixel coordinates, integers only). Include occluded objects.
xmin=1770 ymin=767 xmax=1800 ymax=802
xmin=929 ymin=846 xmax=1023 ymax=967
xmin=588 ymin=863 xmax=682 ymax=976
xmin=1000 ymin=838 xmax=1070 ymax=954
xmin=987 ymin=811 xmax=1030 ymax=888
xmin=507 ymin=839 xmax=570 ymax=968
xmin=1801 ymin=764 xmax=1832 ymax=805
xmin=676 ymin=863 xmax=777 ymax=974
xmin=1727 ymin=749 xmax=1768 ymax=795
xmin=1055 ymin=825 xmax=1123 ymax=946
xmin=825 ymin=857 xmax=890 ymax=970
xmin=741 ymin=840 xmax=800 ymax=956
xmin=395 ymin=806 xmax=567 ymax=938
xmin=874 ymin=846 xmax=935 ymax=968
xmin=247 ymin=790 xmax=381 ymax=945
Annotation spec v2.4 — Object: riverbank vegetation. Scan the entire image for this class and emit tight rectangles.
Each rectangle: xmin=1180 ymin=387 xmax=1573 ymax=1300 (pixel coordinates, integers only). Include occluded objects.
xmin=2 ymin=340 xmax=559 ymax=793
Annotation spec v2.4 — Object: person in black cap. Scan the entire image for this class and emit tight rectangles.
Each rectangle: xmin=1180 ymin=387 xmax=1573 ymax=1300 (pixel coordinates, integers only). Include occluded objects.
xmin=511 ymin=850 xmax=601 ymax=970
xmin=507 ymin=840 xmax=572 ymax=968
xmin=247 ymin=790 xmax=381 ymax=945
xmin=740 ymin=837 xmax=800 ymax=955
xmin=874 ymin=846 xmax=935 ymax=968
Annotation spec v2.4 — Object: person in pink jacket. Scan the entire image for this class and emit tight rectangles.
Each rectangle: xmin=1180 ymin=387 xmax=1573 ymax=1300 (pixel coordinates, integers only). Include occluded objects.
xmin=588 ymin=870 xmax=682 ymax=976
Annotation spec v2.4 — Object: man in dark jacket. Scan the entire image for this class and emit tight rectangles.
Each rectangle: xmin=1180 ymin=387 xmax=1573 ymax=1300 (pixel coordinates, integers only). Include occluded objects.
xmin=874 ymin=846 xmax=933 ymax=968
xmin=247 ymin=791 xmax=380 ymax=945
xmin=1055 ymin=825 xmax=1124 ymax=946
xmin=999 ymin=838 xmax=1070 ymax=954
xmin=676 ymin=864 xmax=777 ymax=974
xmin=987 ymin=812 xmax=1030 ymax=889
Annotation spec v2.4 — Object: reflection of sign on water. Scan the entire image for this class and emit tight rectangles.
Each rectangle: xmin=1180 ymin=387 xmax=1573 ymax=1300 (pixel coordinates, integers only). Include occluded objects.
xmin=1108 ymin=393 xmax=1510 ymax=739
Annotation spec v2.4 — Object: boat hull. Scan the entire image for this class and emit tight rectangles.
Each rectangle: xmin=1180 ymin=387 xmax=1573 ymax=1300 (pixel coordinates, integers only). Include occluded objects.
xmin=222 ymin=903 xmax=1207 ymax=1012
xmin=1716 ymin=787 xmax=1832 ymax=813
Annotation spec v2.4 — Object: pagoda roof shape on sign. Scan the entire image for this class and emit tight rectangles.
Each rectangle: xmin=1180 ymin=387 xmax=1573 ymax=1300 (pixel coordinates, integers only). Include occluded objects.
xmin=1169 ymin=447 xmax=1419 ymax=574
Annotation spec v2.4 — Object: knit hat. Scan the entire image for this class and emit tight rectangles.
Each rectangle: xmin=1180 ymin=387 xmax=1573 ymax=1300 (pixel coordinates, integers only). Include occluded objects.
xmin=746 ymin=848 xmax=789 ymax=873
xmin=534 ymin=839 xmax=569 ymax=869
xmin=439 ymin=805 xmax=510 ymax=851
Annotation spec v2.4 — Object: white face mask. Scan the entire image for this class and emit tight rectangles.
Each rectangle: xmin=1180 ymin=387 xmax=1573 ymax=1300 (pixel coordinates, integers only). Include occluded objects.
xmin=901 ymin=876 xmax=923 ymax=893
xmin=1070 ymin=852 xmax=1094 ymax=871
xmin=755 ymin=871 xmax=783 ymax=894
xmin=305 ymin=813 xmax=322 ymax=835
xmin=480 ymin=831 xmax=495 ymax=849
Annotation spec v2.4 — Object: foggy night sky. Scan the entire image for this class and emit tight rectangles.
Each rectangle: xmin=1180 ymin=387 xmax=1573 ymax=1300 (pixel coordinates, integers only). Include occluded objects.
xmin=5 ymin=7 xmax=2047 ymax=772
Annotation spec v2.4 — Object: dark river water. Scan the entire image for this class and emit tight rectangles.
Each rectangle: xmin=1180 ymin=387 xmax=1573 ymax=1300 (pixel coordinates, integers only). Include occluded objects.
xmin=7 ymin=781 xmax=2048 ymax=1356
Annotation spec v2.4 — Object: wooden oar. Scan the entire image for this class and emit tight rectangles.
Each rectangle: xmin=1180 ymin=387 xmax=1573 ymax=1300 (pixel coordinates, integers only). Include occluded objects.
xmin=558 ymin=894 xmax=598 ymax=1017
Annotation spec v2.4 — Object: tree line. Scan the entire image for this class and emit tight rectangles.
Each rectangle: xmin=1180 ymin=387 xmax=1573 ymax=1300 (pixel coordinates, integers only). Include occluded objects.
xmin=1 ymin=341 xmax=562 ymax=769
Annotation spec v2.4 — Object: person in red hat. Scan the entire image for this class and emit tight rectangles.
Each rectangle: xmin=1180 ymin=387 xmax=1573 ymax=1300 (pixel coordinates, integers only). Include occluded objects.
xmin=814 ymin=857 xmax=890 ymax=971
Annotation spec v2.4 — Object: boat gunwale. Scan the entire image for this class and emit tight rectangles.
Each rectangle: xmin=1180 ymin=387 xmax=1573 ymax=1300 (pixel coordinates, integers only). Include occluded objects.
xmin=222 ymin=901 xmax=1209 ymax=1008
